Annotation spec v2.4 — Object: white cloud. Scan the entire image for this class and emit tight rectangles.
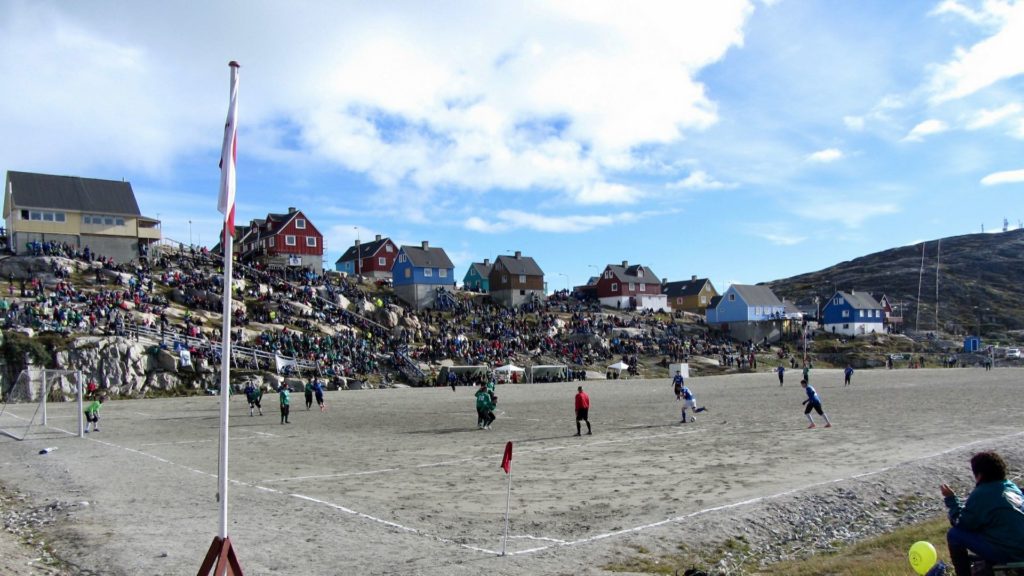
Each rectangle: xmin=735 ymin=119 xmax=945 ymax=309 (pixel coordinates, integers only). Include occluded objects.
xmin=667 ymin=170 xmax=736 ymax=190
xmin=464 ymin=209 xmax=631 ymax=233
xmin=927 ymin=1 xmax=1024 ymax=103
xmin=574 ymin=182 xmax=643 ymax=205
xmin=843 ymin=116 xmax=865 ymax=131
xmin=903 ymin=119 xmax=949 ymax=142
xmin=966 ymin=102 xmax=1023 ymax=129
xmin=806 ymin=148 xmax=843 ymax=163
xmin=791 ymin=199 xmax=900 ymax=228
xmin=980 ymin=168 xmax=1024 ymax=186
xmin=748 ymin=224 xmax=806 ymax=246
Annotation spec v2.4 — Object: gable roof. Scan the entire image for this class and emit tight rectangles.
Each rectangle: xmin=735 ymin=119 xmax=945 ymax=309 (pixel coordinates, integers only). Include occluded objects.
xmin=468 ymin=261 xmax=493 ymax=277
xmin=834 ymin=291 xmax=882 ymax=310
xmin=336 ymin=236 xmax=393 ymax=265
xmin=606 ymin=263 xmax=661 ymax=284
xmin=7 ymin=171 xmax=141 ymax=215
xmin=401 ymin=243 xmax=454 ymax=269
xmin=732 ymin=285 xmax=784 ymax=307
xmin=662 ymin=278 xmax=710 ymax=298
xmin=493 ymin=254 xmax=543 ymax=276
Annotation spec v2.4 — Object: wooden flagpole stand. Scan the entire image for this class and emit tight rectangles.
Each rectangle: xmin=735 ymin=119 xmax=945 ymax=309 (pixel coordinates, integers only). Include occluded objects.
xmin=197 ymin=536 xmax=244 ymax=576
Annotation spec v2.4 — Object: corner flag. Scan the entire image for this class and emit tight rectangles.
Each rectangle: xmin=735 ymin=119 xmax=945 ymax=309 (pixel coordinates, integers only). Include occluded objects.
xmin=501 ymin=441 xmax=512 ymax=474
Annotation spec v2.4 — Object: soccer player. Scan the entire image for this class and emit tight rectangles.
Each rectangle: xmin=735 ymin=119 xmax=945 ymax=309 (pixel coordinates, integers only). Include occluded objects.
xmin=800 ymin=379 xmax=831 ymax=428
xmin=313 ymin=379 xmax=326 ymax=412
xmin=574 ymin=386 xmax=592 ymax=436
xmin=84 ymin=396 xmax=104 ymax=433
xmin=776 ymin=365 xmax=785 ymax=386
xmin=475 ymin=383 xmax=495 ymax=429
xmin=304 ymin=380 xmax=314 ymax=410
xmin=679 ymin=383 xmax=708 ymax=423
xmin=672 ymin=372 xmax=684 ymax=400
xmin=279 ymin=384 xmax=291 ymax=424
xmin=843 ymin=365 xmax=854 ymax=387
xmin=244 ymin=382 xmax=263 ymax=416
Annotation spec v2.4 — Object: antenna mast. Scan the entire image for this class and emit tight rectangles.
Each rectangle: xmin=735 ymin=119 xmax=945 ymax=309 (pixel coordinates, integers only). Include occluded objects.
xmin=916 ymin=242 xmax=925 ymax=333
xmin=935 ymin=238 xmax=940 ymax=332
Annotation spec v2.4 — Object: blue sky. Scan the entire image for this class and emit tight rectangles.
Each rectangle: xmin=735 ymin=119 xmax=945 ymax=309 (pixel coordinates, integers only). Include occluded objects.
xmin=3 ymin=0 xmax=1022 ymax=293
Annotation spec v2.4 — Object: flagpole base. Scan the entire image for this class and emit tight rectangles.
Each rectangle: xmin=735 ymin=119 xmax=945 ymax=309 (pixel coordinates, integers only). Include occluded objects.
xmin=197 ymin=535 xmax=244 ymax=576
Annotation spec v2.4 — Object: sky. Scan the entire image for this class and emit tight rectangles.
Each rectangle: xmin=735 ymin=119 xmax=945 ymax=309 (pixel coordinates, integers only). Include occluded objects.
xmin=2 ymin=0 xmax=1023 ymax=294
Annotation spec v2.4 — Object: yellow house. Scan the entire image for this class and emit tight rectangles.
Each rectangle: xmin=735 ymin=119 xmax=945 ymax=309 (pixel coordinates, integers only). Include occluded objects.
xmin=3 ymin=171 xmax=161 ymax=263
xmin=662 ymin=276 xmax=719 ymax=313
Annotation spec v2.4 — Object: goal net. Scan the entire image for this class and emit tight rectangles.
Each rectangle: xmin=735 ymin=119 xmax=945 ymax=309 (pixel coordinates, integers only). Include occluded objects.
xmin=0 ymin=369 xmax=84 ymax=440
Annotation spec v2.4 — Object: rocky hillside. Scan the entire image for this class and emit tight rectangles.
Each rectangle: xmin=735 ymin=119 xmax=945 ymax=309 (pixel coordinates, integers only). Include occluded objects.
xmin=765 ymin=228 xmax=1024 ymax=338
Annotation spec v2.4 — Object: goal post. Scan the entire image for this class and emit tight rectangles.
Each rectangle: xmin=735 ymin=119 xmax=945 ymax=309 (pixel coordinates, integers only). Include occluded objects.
xmin=0 ymin=369 xmax=84 ymax=440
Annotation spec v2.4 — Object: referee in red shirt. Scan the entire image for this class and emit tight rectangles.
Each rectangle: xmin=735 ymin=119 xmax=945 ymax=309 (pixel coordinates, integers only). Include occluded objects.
xmin=575 ymin=386 xmax=592 ymax=436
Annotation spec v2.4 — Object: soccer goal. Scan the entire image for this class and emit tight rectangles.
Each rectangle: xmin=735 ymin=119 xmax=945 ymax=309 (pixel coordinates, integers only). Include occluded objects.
xmin=0 ymin=369 xmax=84 ymax=440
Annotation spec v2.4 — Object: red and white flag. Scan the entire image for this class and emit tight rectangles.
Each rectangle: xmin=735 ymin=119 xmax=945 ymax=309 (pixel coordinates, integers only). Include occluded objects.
xmin=217 ymin=61 xmax=240 ymax=238
xmin=500 ymin=441 xmax=512 ymax=474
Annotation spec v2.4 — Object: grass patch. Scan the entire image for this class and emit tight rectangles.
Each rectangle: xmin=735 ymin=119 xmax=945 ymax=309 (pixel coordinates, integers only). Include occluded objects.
xmin=603 ymin=516 xmax=950 ymax=575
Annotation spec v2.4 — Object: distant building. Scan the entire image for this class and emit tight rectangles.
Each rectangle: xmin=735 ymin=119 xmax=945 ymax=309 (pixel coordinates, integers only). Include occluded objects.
xmin=662 ymin=276 xmax=718 ymax=313
xmin=3 ymin=171 xmax=161 ymax=263
xmin=706 ymin=284 xmax=791 ymax=343
xmin=392 ymin=241 xmax=456 ymax=309
xmin=335 ymin=235 xmax=398 ymax=279
xmin=593 ymin=261 xmax=667 ymax=311
xmin=463 ymin=258 xmax=493 ymax=293
xmin=489 ymin=252 xmax=544 ymax=308
xmin=239 ymin=207 xmax=324 ymax=272
xmin=821 ymin=290 xmax=883 ymax=336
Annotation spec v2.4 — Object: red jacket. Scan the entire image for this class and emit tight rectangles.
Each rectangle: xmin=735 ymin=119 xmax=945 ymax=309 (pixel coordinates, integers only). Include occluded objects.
xmin=575 ymin=391 xmax=590 ymax=410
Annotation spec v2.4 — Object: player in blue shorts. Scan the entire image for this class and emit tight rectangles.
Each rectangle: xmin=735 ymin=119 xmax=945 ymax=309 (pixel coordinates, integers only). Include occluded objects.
xmin=679 ymin=383 xmax=708 ymax=423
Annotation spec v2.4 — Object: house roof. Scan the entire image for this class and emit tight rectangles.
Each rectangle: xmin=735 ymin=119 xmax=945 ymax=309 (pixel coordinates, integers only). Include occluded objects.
xmin=493 ymin=254 xmax=543 ymax=276
xmin=7 ymin=171 xmax=141 ymax=215
xmin=607 ymin=263 xmax=661 ymax=284
xmin=662 ymin=278 xmax=710 ymax=298
xmin=336 ymin=237 xmax=393 ymax=265
xmin=732 ymin=285 xmax=784 ymax=307
xmin=835 ymin=291 xmax=882 ymax=310
xmin=709 ymin=295 xmax=723 ymax=309
xmin=468 ymin=261 xmax=493 ymax=277
xmin=401 ymin=244 xmax=454 ymax=269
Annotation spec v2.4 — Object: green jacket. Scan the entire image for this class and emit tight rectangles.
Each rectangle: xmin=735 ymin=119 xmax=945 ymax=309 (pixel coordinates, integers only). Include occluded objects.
xmin=85 ymin=400 xmax=102 ymax=416
xmin=279 ymin=389 xmax=290 ymax=406
xmin=945 ymin=480 xmax=1024 ymax=560
xmin=475 ymin=389 xmax=493 ymax=411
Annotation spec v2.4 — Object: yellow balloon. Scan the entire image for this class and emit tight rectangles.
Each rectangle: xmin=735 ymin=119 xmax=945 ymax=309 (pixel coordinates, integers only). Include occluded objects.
xmin=908 ymin=540 xmax=937 ymax=575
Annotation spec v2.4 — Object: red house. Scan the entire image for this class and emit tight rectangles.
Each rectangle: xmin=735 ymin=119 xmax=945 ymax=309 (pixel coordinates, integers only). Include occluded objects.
xmin=334 ymin=234 xmax=399 ymax=279
xmin=239 ymin=207 xmax=324 ymax=272
xmin=594 ymin=260 xmax=667 ymax=311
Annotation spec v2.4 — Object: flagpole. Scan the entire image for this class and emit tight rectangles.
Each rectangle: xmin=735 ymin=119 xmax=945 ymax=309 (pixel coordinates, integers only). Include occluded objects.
xmin=502 ymin=468 xmax=512 ymax=556
xmin=217 ymin=61 xmax=240 ymax=541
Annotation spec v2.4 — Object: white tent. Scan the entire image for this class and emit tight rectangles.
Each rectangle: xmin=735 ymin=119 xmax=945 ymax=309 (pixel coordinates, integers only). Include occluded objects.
xmin=493 ymin=364 xmax=526 ymax=383
xmin=607 ymin=361 xmax=630 ymax=379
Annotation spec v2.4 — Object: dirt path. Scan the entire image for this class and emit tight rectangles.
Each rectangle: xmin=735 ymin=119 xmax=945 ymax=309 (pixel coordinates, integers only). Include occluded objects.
xmin=0 ymin=367 xmax=1021 ymax=575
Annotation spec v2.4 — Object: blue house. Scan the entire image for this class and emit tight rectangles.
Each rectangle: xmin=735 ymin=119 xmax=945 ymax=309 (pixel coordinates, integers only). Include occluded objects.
xmin=821 ymin=291 xmax=883 ymax=336
xmin=463 ymin=258 xmax=492 ymax=293
xmin=706 ymin=284 xmax=789 ymax=343
xmin=392 ymin=241 xmax=456 ymax=309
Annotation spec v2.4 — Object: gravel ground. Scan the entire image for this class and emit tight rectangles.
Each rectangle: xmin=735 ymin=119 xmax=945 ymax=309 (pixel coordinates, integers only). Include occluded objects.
xmin=0 ymin=366 xmax=1021 ymax=575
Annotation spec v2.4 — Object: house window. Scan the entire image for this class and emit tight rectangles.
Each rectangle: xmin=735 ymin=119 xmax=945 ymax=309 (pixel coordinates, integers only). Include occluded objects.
xmin=638 ymin=269 xmax=644 ymax=278
xmin=42 ymin=213 xmax=54 ymax=221
xmin=378 ymin=257 xmax=386 ymax=266
xmin=269 ymin=237 xmax=275 ymax=247
xmin=519 ymin=274 xmax=526 ymax=283
xmin=842 ymin=310 xmax=849 ymax=318
xmin=20 ymin=210 xmax=28 ymax=219
xmin=386 ymin=244 xmax=393 ymax=253
xmin=405 ymin=268 xmax=411 ymax=278
xmin=55 ymin=213 xmax=65 ymax=222
xmin=611 ymin=283 xmax=619 ymax=292
xmin=705 ymin=285 xmax=711 ymax=292
xmin=295 ymin=219 xmax=306 ymax=229
xmin=700 ymin=295 xmax=707 ymax=304
xmin=677 ymin=297 xmax=684 ymax=304
xmin=306 ymin=237 xmax=317 ymax=247
xmin=728 ymin=293 xmax=736 ymax=301
xmin=398 ymin=254 xmax=406 ymax=263
xmin=30 ymin=212 xmax=42 ymax=220
xmin=424 ymin=268 xmax=433 ymax=277
xmin=629 ymin=282 xmax=635 ymax=292
xmin=859 ymin=310 xmax=864 ymax=317
xmin=639 ymin=283 xmax=645 ymax=292
xmin=285 ymin=235 xmax=296 ymax=246
xmin=440 ymin=269 xmax=448 ymax=278
xmin=502 ymin=274 xmax=508 ymax=283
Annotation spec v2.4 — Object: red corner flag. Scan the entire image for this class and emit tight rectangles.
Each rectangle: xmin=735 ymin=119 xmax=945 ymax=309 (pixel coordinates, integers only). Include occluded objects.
xmin=501 ymin=441 xmax=512 ymax=474
xmin=217 ymin=61 xmax=240 ymax=239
